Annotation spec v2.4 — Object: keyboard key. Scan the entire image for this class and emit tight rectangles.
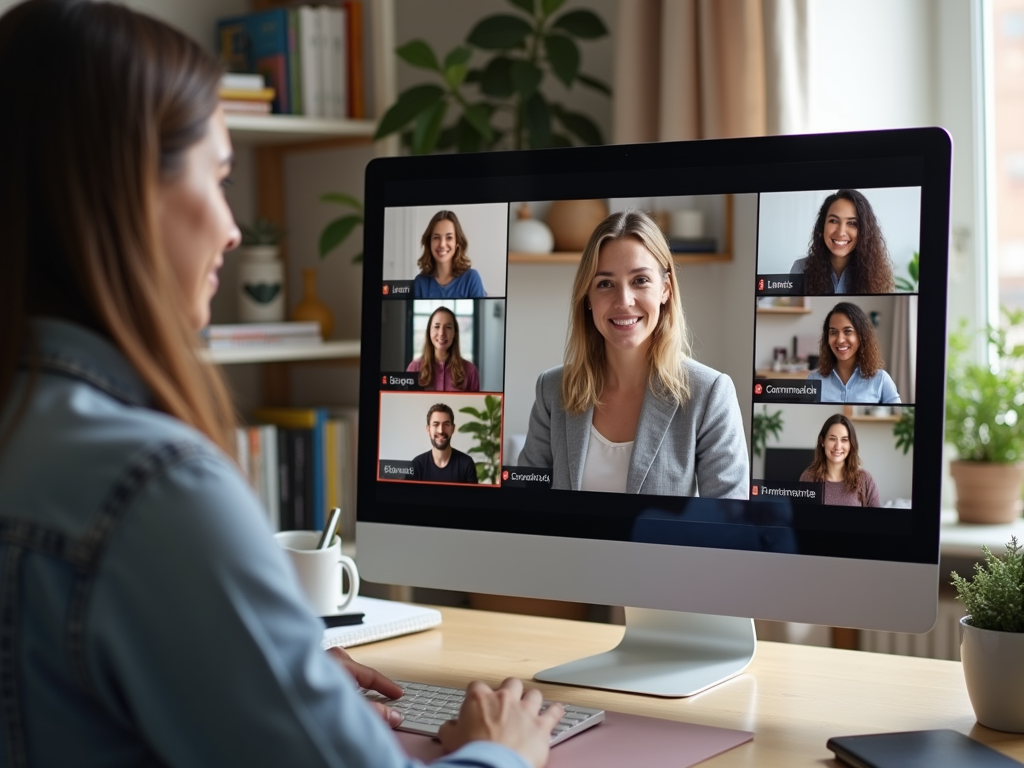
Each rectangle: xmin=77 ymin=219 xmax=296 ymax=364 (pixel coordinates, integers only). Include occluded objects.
xmin=362 ymin=680 xmax=605 ymax=747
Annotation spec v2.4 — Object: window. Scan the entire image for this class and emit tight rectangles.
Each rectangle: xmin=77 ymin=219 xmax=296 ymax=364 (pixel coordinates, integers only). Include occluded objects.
xmin=989 ymin=0 xmax=1024 ymax=335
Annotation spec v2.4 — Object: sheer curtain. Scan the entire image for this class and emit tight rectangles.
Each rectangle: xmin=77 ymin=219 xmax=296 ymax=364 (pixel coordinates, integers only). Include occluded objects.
xmin=613 ymin=0 xmax=809 ymax=142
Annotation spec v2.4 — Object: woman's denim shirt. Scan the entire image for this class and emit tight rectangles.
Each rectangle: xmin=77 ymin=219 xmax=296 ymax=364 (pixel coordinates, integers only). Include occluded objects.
xmin=0 ymin=318 xmax=525 ymax=768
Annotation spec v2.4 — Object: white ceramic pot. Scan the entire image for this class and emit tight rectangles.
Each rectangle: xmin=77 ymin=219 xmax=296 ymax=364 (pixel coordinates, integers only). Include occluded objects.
xmin=960 ymin=616 xmax=1024 ymax=732
xmin=237 ymin=245 xmax=285 ymax=322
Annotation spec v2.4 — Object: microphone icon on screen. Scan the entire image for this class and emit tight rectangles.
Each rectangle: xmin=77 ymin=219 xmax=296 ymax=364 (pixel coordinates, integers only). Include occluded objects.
xmin=758 ymin=278 xmax=764 ymax=291
xmin=752 ymin=485 xmax=759 ymax=496
xmin=382 ymin=285 xmax=389 ymax=295
xmin=502 ymin=470 xmax=509 ymax=481
xmin=754 ymin=383 xmax=763 ymax=395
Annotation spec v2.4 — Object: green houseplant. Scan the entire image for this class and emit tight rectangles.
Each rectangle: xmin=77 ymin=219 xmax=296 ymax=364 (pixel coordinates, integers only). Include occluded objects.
xmin=751 ymin=405 xmax=784 ymax=459
xmin=375 ymin=0 xmax=610 ymax=154
xmin=951 ymin=537 xmax=1024 ymax=732
xmin=458 ymin=395 xmax=502 ymax=485
xmin=236 ymin=217 xmax=286 ymax=323
xmin=945 ymin=307 xmax=1024 ymax=523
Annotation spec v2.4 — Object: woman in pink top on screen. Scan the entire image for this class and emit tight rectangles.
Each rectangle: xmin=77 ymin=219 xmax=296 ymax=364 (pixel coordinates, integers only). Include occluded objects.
xmin=406 ymin=306 xmax=480 ymax=391
xmin=799 ymin=414 xmax=880 ymax=507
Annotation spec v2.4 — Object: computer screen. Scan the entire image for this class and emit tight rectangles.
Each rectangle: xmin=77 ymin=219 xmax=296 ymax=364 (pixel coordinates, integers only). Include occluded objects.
xmin=357 ymin=128 xmax=951 ymax=697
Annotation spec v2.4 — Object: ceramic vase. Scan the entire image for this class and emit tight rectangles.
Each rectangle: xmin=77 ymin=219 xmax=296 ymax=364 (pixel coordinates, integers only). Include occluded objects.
xmin=508 ymin=202 xmax=554 ymax=253
xmin=949 ymin=460 xmax=1024 ymax=524
xmin=545 ymin=199 xmax=608 ymax=252
xmin=291 ymin=267 xmax=334 ymax=339
xmin=237 ymin=246 xmax=285 ymax=322
xmin=960 ymin=616 xmax=1024 ymax=732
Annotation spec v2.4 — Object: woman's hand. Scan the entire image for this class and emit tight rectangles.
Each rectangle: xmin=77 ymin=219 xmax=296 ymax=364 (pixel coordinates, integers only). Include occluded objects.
xmin=438 ymin=678 xmax=564 ymax=768
xmin=327 ymin=647 xmax=405 ymax=728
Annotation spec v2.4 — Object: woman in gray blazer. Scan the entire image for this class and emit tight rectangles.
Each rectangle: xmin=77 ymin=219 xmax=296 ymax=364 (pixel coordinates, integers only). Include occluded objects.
xmin=518 ymin=210 xmax=749 ymax=499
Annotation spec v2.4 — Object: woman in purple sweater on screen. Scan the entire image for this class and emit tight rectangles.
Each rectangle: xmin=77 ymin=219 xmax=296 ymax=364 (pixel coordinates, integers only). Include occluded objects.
xmin=407 ymin=306 xmax=480 ymax=391
xmin=799 ymin=414 xmax=880 ymax=507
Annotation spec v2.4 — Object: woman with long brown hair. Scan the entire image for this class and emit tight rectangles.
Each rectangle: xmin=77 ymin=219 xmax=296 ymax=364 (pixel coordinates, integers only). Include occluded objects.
xmin=800 ymin=414 xmax=880 ymax=507
xmin=790 ymin=189 xmax=895 ymax=294
xmin=518 ymin=210 xmax=748 ymax=498
xmin=0 ymin=2 xmax=560 ymax=765
xmin=406 ymin=305 xmax=480 ymax=391
xmin=807 ymin=301 xmax=901 ymax=404
xmin=412 ymin=210 xmax=487 ymax=298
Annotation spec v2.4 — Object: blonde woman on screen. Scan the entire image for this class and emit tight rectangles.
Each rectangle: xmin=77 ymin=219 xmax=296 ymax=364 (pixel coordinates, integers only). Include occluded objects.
xmin=518 ymin=210 xmax=748 ymax=498
xmin=0 ymin=2 xmax=560 ymax=766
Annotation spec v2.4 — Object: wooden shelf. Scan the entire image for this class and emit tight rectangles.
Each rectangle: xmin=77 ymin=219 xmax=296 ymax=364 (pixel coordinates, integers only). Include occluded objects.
xmin=754 ymin=369 xmax=811 ymax=380
xmin=224 ymin=114 xmax=376 ymax=147
xmin=848 ymin=414 xmax=900 ymax=423
xmin=204 ymin=340 xmax=360 ymax=365
xmin=756 ymin=306 xmax=812 ymax=314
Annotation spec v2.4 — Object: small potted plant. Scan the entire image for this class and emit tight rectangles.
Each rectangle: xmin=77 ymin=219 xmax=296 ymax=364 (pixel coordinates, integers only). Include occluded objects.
xmin=945 ymin=307 xmax=1024 ymax=523
xmin=951 ymin=537 xmax=1024 ymax=732
xmin=237 ymin=217 xmax=286 ymax=323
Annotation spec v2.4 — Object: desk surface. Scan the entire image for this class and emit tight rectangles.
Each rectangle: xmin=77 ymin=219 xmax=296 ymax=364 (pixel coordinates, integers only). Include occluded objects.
xmin=349 ymin=606 xmax=1024 ymax=767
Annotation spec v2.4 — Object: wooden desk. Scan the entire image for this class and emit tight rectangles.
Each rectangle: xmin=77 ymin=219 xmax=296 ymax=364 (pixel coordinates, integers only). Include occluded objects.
xmin=349 ymin=606 xmax=1024 ymax=766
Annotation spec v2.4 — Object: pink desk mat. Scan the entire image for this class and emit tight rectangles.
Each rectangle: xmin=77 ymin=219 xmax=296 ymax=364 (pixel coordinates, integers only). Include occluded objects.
xmin=396 ymin=710 xmax=753 ymax=768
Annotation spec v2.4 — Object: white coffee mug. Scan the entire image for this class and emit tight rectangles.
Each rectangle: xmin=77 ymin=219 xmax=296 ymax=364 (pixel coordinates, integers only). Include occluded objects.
xmin=275 ymin=530 xmax=360 ymax=616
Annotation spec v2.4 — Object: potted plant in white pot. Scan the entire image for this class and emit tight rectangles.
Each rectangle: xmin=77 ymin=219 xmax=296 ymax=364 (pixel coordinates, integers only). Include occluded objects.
xmin=236 ymin=217 xmax=286 ymax=323
xmin=945 ymin=307 xmax=1024 ymax=523
xmin=951 ymin=537 xmax=1024 ymax=732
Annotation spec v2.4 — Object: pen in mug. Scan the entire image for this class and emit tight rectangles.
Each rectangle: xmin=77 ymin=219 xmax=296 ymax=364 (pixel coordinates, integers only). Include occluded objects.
xmin=318 ymin=507 xmax=342 ymax=550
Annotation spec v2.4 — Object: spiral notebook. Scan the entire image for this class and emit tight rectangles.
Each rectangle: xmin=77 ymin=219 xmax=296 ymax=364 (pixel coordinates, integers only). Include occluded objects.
xmin=321 ymin=597 xmax=442 ymax=649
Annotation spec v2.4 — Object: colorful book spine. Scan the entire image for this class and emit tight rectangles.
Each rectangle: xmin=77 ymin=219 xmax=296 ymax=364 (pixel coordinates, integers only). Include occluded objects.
xmin=297 ymin=5 xmax=322 ymax=117
xmin=253 ymin=407 xmax=327 ymax=531
xmin=216 ymin=7 xmax=292 ymax=114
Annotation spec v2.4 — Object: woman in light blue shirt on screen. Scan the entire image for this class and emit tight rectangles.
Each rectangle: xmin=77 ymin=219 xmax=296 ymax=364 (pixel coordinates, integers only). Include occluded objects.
xmin=0 ymin=3 xmax=559 ymax=767
xmin=412 ymin=210 xmax=487 ymax=298
xmin=806 ymin=302 xmax=902 ymax=404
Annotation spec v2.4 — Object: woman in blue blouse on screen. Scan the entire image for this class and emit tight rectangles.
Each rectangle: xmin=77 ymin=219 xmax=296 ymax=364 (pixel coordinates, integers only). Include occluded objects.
xmin=807 ymin=302 xmax=901 ymax=404
xmin=413 ymin=210 xmax=487 ymax=298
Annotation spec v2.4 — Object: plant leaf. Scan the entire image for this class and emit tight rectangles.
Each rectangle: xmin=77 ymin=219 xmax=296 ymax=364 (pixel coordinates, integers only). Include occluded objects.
xmin=461 ymin=103 xmax=495 ymax=143
xmin=411 ymin=99 xmax=448 ymax=155
xmin=555 ymin=108 xmax=603 ymax=145
xmin=467 ymin=15 xmax=533 ymax=50
xmin=445 ymin=61 xmax=469 ymax=90
xmin=396 ymin=39 xmax=441 ymax=71
xmin=541 ymin=0 xmax=567 ymax=16
xmin=506 ymin=0 xmax=535 ymax=14
xmin=551 ymin=9 xmax=608 ymax=39
xmin=480 ymin=56 xmax=515 ymax=97
xmin=510 ymin=60 xmax=543 ymax=101
xmin=374 ymin=84 xmax=445 ymax=139
xmin=550 ymin=132 xmax=572 ymax=147
xmin=320 ymin=192 xmax=362 ymax=211
xmin=318 ymin=214 xmax=362 ymax=259
xmin=576 ymin=72 xmax=612 ymax=96
xmin=544 ymin=34 xmax=580 ymax=88
xmin=443 ymin=45 xmax=472 ymax=70
xmin=524 ymin=92 xmax=552 ymax=148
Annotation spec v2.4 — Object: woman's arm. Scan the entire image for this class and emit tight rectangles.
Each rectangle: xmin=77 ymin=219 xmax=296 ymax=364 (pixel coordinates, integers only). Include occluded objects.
xmin=861 ymin=472 xmax=881 ymax=507
xmin=694 ymin=373 xmax=750 ymax=499
xmin=518 ymin=370 xmax=555 ymax=469
xmin=880 ymin=371 xmax=902 ymax=404
xmin=464 ymin=360 xmax=480 ymax=392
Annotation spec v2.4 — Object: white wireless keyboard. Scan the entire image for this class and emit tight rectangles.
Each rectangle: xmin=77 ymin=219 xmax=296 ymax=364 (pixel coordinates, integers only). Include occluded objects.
xmin=363 ymin=680 xmax=605 ymax=746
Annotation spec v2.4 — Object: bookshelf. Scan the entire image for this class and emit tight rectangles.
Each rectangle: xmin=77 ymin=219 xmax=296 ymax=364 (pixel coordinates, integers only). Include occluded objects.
xmin=216 ymin=0 xmax=395 ymax=405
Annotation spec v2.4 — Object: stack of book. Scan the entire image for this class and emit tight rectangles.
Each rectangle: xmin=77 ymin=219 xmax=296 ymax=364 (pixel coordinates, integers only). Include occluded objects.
xmin=202 ymin=322 xmax=322 ymax=350
xmin=216 ymin=1 xmax=365 ymax=118
xmin=219 ymin=73 xmax=276 ymax=115
xmin=237 ymin=407 xmax=359 ymax=539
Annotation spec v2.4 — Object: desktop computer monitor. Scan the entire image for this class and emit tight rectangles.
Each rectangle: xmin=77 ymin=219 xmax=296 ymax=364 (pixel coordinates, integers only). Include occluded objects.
xmin=357 ymin=128 xmax=951 ymax=697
